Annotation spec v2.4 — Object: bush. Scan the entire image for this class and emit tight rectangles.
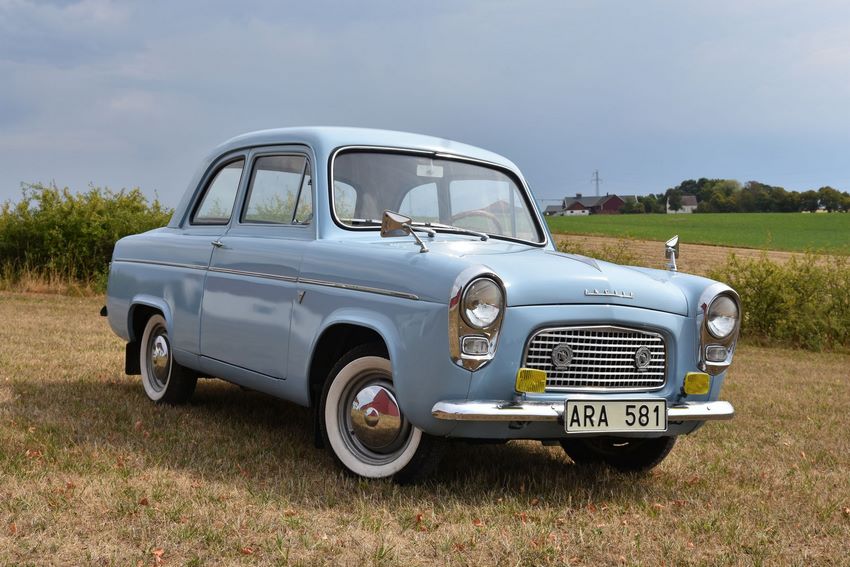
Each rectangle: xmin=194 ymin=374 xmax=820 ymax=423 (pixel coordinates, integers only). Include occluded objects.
xmin=556 ymin=237 xmax=643 ymax=267
xmin=709 ymin=254 xmax=850 ymax=350
xmin=0 ymin=183 xmax=172 ymax=290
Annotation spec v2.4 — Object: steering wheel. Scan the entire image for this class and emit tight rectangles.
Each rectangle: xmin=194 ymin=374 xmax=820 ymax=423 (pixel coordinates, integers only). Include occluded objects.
xmin=450 ymin=209 xmax=503 ymax=234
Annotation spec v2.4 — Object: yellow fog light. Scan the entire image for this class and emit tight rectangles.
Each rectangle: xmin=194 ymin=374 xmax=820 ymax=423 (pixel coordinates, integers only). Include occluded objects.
xmin=516 ymin=368 xmax=547 ymax=393
xmin=684 ymin=372 xmax=711 ymax=395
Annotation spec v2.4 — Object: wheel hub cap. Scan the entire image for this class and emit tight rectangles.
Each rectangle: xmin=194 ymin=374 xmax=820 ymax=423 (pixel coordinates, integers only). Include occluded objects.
xmin=150 ymin=334 xmax=170 ymax=385
xmin=349 ymin=385 xmax=402 ymax=453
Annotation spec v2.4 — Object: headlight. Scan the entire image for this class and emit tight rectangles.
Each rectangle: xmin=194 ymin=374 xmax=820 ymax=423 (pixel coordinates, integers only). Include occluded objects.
xmin=462 ymin=278 xmax=503 ymax=329
xmin=707 ymin=295 xmax=738 ymax=338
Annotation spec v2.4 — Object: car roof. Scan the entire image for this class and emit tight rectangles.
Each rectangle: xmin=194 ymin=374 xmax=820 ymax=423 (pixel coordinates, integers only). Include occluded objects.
xmin=208 ymin=126 xmax=518 ymax=169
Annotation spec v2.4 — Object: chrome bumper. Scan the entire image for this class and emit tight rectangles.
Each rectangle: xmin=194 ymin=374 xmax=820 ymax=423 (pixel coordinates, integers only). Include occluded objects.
xmin=431 ymin=400 xmax=735 ymax=422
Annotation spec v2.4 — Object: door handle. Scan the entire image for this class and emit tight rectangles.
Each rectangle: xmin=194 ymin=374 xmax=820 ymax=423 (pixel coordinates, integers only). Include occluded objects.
xmin=211 ymin=239 xmax=224 ymax=248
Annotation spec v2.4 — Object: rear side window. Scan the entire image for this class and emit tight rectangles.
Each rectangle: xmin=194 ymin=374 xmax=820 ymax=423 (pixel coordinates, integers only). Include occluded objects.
xmin=192 ymin=159 xmax=245 ymax=224
xmin=242 ymin=155 xmax=310 ymax=224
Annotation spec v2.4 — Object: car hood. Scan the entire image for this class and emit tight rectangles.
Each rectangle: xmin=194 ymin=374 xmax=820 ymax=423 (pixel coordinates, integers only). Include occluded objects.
xmin=369 ymin=238 xmax=690 ymax=316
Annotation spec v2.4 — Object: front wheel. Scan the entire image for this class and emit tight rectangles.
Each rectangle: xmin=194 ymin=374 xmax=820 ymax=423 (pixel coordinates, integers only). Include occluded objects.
xmin=319 ymin=344 xmax=442 ymax=483
xmin=560 ymin=436 xmax=676 ymax=472
xmin=140 ymin=314 xmax=197 ymax=404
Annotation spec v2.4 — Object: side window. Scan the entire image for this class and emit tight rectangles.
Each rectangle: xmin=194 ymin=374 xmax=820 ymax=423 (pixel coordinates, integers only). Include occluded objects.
xmin=399 ymin=182 xmax=439 ymax=222
xmin=243 ymin=155 xmax=308 ymax=224
xmin=192 ymin=159 xmax=244 ymax=224
xmin=333 ymin=180 xmax=357 ymax=219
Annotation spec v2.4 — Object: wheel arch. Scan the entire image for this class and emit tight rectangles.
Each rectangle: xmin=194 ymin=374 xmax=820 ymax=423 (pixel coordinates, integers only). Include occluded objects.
xmin=125 ymin=296 xmax=173 ymax=375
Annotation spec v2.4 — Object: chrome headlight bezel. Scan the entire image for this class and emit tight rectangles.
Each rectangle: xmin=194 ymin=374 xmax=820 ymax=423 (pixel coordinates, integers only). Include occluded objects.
xmin=449 ymin=270 xmax=506 ymax=371
xmin=696 ymin=284 xmax=742 ymax=376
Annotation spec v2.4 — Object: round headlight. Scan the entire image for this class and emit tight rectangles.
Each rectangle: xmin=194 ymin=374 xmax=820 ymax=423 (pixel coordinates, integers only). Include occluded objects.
xmin=707 ymin=295 xmax=738 ymax=338
xmin=462 ymin=278 xmax=503 ymax=329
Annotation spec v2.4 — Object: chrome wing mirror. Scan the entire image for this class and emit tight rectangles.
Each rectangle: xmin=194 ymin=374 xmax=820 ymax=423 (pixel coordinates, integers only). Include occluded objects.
xmin=665 ymin=235 xmax=680 ymax=272
xmin=380 ymin=210 xmax=432 ymax=253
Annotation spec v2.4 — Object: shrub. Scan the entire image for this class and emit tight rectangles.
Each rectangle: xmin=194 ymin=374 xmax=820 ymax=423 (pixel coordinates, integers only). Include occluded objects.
xmin=709 ymin=254 xmax=850 ymax=350
xmin=556 ymin=237 xmax=644 ymax=267
xmin=0 ymin=183 xmax=172 ymax=290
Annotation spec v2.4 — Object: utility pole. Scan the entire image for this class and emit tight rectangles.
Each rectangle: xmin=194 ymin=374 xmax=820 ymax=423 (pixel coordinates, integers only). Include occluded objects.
xmin=592 ymin=170 xmax=602 ymax=197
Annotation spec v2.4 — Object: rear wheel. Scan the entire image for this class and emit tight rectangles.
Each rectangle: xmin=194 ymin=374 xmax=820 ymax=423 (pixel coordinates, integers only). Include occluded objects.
xmin=319 ymin=344 xmax=442 ymax=483
xmin=560 ymin=436 xmax=676 ymax=472
xmin=139 ymin=314 xmax=197 ymax=404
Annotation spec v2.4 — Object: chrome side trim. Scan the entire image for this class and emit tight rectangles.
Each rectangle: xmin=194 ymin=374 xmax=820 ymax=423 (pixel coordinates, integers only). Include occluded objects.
xmin=209 ymin=266 xmax=298 ymax=283
xmin=298 ymin=277 xmax=419 ymax=301
xmin=114 ymin=258 xmax=418 ymax=300
xmin=431 ymin=400 xmax=734 ymax=422
xmin=114 ymin=258 xmax=207 ymax=271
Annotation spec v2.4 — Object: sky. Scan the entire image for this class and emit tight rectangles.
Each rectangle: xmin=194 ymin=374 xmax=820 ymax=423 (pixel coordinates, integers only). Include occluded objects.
xmin=2 ymin=0 xmax=850 ymax=207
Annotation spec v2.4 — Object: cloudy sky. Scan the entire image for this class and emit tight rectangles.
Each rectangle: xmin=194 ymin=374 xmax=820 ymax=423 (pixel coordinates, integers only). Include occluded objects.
xmin=2 ymin=0 xmax=849 ymax=207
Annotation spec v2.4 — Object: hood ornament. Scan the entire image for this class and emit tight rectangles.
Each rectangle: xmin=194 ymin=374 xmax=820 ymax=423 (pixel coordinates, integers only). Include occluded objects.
xmin=585 ymin=288 xmax=634 ymax=299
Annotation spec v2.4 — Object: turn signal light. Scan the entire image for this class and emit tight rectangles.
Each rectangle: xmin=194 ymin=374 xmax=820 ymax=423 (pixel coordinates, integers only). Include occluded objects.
xmin=684 ymin=372 xmax=711 ymax=395
xmin=515 ymin=368 xmax=547 ymax=393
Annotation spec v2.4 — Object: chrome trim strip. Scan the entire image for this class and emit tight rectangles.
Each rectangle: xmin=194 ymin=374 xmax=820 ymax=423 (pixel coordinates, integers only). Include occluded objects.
xmin=114 ymin=258 xmax=207 ymax=271
xmin=114 ymin=259 xmax=418 ymax=300
xmin=298 ymin=277 xmax=419 ymax=301
xmin=209 ymin=266 xmax=298 ymax=283
xmin=431 ymin=400 xmax=734 ymax=422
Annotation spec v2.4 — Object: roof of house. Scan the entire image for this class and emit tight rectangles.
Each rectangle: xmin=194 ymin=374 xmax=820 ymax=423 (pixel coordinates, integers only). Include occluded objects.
xmin=543 ymin=205 xmax=564 ymax=214
xmin=681 ymin=195 xmax=698 ymax=206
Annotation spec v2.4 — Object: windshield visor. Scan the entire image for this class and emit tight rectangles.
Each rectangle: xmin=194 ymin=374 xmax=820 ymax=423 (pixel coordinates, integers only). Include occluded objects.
xmin=331 ymin=150 xmax=544 ymax=243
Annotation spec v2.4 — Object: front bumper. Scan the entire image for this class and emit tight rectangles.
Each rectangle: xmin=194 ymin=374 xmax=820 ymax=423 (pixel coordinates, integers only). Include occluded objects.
xmin=432 ymin=400 xmax=735 ymax=422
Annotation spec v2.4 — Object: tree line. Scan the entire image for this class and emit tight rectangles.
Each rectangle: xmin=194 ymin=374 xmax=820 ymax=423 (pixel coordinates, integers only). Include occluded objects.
xmin=620 ymin=178 xmax=850 ymax=213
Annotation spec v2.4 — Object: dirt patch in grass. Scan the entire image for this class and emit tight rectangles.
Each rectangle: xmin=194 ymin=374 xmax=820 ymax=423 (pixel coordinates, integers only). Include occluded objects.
xmin=553 ymin=233 xmax=828 ymax=276
xmin=1 ymin=293 xmax=849 ymax=565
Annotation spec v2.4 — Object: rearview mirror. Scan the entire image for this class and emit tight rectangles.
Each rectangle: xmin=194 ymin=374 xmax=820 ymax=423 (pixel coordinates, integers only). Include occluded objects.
xmin=665 ymin=235 xmax=679 ymax=271
xmin=380 ymin=210 xmax=429 ymax=253
xmin=380 ymin=210 xmax=413 ymax=238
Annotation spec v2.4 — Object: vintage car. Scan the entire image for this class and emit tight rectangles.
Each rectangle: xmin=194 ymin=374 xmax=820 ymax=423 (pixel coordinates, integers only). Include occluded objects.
xmin=105 ymin=127 xmax=739 ymax=483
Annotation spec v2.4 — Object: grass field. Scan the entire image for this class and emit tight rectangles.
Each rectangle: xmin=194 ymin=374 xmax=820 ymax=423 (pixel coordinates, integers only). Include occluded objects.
xmin=546 ymin=212 xmax=850 ymax=255
xmin=2 ymin=293 xmax=849 ymax=566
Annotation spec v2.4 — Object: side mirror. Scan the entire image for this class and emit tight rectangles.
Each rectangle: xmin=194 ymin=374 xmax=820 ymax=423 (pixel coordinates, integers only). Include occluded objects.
xmin=665 ymin=235 xmax=679 ymax=272
xmin=380 ymin=210 xmax=413 ymax=238
xmin=380 ymin=210 xmax=429 ymax=253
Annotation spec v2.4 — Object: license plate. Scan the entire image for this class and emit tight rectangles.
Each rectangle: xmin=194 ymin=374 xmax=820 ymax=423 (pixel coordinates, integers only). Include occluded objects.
xmin=564 ymin=399 xmax=667 ymax=433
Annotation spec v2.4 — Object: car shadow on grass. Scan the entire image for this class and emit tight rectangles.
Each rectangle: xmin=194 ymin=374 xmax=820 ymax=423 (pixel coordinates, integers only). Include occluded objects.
xmin=8 ymin=375 xmax=667 ymax=506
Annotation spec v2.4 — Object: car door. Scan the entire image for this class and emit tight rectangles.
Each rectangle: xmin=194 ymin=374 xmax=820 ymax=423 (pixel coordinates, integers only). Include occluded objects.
xmin=168 ymin=154 xmax=247 ymax=356
xmin=199 ymin=150 xmax=313 ymax=379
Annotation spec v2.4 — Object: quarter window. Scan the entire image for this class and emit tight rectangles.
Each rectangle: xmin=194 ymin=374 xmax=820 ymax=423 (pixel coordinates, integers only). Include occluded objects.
xmin=243 ymin=155 xmax=310 ymax=224
xmin=192 ymin=159 xmax=245 ymax=225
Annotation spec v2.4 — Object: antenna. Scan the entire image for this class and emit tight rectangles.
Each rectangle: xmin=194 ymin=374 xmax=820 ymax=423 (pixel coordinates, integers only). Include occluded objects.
xmin=592 ymin=170 xmax=602 ymax=197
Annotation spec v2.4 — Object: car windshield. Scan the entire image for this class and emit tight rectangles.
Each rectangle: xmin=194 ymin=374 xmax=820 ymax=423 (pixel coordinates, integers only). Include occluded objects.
xmin=332 ymin=150 xmax=544 ymax=243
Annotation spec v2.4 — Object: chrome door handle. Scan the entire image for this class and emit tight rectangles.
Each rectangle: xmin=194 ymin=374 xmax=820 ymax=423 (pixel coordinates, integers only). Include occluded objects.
xmin=211 ymin=239 xmax=224 ymax=248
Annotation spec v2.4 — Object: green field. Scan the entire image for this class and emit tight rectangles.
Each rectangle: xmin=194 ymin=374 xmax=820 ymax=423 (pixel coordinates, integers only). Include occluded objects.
xmin=546 ymin=212 xmax=850 ymax=254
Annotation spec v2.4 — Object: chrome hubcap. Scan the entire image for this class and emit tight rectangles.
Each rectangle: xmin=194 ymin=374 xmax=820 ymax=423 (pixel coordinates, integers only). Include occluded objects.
xmin=147 ymin=329 xmax=171 ymax=391
xmin=349 ymin=385 xmax=403 ymax=453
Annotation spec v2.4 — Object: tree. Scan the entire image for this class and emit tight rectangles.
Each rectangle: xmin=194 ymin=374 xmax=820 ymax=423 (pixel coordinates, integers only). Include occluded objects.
xmin=667 ymin=190 xmax=683 ymax=212
xmin=817 ymin=186 xmax=842 ymax=212
xmin=799 ymin=190 xmax=820 ymax=212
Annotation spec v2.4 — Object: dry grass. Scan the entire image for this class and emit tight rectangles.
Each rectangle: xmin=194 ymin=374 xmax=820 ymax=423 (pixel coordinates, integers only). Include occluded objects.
xmin=1 ymin=292 xmax=849 ymax=566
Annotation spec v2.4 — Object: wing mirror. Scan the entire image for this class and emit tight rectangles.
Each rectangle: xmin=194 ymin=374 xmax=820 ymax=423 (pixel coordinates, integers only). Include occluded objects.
xmin=665 ymin=235 xmax=679 ymax=272
xmin=380 ymin=210 xmax=431 ymax=253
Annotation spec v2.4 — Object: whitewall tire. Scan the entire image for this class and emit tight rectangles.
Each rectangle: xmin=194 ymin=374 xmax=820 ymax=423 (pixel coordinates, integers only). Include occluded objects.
xmin=320 ymin=344 xmax=442 ymax=483
xmin=139 ymin=314 xmax=197 ymax=404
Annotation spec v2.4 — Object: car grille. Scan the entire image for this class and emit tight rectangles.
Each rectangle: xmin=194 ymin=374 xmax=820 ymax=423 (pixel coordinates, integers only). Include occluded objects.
xmin=522 ymin=325 xmax=667 ymax=391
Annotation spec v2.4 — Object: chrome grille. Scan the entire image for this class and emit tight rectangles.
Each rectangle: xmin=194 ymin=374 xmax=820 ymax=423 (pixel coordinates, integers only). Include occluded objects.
xmin=523 ymin=325 xmax=667 ymax=391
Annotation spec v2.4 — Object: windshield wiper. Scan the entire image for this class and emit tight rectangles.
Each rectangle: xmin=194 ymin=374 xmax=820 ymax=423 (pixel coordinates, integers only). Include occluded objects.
xmin=412 ymin=221 xmax=489 ymax=241
xmin=342 ymin=218 xmax=382 ymax=226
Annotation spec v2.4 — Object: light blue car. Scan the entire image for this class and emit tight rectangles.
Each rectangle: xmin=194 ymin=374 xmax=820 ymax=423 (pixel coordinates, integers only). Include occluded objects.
xmin=105 ymin=127 xmax=739 ymax=483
